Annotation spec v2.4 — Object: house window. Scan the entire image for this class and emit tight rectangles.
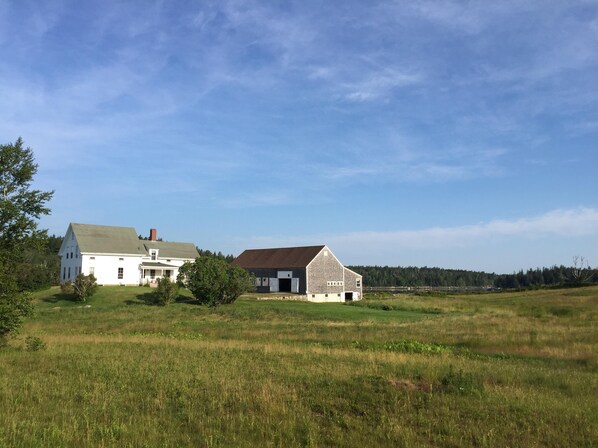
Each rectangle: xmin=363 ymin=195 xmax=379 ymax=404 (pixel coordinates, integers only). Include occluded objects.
xmin=356 ymin=279 xmax=361 ymax=288
xmin=70 ymin=252 xmax=73 ymax=258
xmin=68 ymin=267 xmax=71 ymax=278
xmin=119 ymin=257 xmax=124 ymax=261
xmin=324 ymin=250 xmax=328 ymax=256
xmin=89 ymin=267 xmax=95 ymax=275
xmin=150 ymin=269 xmax=156 ymax=279
xmin=166 ymin=259 xmax=171 ymax=262
xmin=164 ymin=270 xmax=171 ymax=278
xmin=63 ymin=268 xmax=66 ymax=280
xmin=118 ymin=268 xmax=124 ymax=279
xmin=90 ymin=257 xmax=95 ymax=260
xmin=151 ymin=251 xmax=157 ymax=261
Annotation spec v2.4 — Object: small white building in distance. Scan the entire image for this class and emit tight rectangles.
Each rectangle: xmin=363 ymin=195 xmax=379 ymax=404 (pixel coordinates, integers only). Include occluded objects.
xmin=58 ymin=223 xmax=198 ymax=286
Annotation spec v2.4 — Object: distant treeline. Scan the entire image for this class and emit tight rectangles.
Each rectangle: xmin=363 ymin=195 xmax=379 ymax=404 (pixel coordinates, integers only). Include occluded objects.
xmin=347 ymin=266 xmax=495 ymax=288
xmin=196 ymin=248 xmax=234 ymax=263
xmin=348 ymin=265 xmax=598 ymax=289
xmin=493 ymin=266 xmax=598 ymax=289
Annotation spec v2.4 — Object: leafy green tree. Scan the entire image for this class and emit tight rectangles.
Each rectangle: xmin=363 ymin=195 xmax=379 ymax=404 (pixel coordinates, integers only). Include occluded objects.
xmin=178 ymin=257 xmax=253 ymax=306
xmin=0 ymin=138 xmax=53 ymax=344
xmin=155 ymin=276 xmax=179 ymax=305
xmin=73 ymin=274 xmax=98 ymax=302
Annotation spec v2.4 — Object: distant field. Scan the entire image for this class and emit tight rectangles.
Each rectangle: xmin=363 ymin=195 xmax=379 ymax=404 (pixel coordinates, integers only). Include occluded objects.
xmin=1 ymin=286 xmax=597 ymax=447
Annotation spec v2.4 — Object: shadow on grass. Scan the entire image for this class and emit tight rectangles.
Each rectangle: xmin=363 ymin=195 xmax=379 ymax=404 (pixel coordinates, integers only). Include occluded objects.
xmin=125 ymin=291 xmax=158 ymax=306
xmin=125 ymin=292 xmax=199 ymax=306
xmin=40 ymin=291 xmax=79 ymax=304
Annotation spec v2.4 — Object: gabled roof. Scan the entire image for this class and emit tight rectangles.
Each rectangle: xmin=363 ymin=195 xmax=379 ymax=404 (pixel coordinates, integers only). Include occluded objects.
xmin=231 ymin=245 xmax=325 ymax=269
xmin=143 ymin=241 xmax=198 ymax=259
xmin=70 ymin=223 xmax=146 ymax=255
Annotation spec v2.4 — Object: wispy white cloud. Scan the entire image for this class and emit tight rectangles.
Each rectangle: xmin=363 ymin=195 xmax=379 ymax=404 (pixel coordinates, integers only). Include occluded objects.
xmin=237 ymin=208 xmax=598 ymax=271
xmin=249 ymin=207 xmax=598 ymax=248
xmin=342 ymin=67 xmax=422 ymax=102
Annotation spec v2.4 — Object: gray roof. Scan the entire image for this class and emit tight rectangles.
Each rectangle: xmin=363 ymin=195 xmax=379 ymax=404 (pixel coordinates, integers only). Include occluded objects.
xmin=69 ymin=223 xmax=199 ymax=259
xmin=71 ymin=223 xmax=146 ymax=255
xmin=143 ymin=241 xmax=199 ymax=259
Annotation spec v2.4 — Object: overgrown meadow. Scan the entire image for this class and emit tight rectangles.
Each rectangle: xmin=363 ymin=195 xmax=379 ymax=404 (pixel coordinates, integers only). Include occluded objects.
xmin=1 ymin=286 xmax=597 ymax=447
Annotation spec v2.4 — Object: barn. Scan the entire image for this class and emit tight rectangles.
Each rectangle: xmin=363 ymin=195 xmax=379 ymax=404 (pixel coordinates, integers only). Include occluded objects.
xmin=231 ymin=245 xmax=362 ymax=302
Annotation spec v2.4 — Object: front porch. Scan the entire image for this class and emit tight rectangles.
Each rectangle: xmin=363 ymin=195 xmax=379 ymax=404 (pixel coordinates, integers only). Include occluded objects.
xmin=140 ymin=262 xmax=178 ymax=285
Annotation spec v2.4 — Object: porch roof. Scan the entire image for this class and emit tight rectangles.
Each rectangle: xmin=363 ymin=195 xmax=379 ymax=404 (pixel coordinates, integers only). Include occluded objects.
xmin=140 ymin=262 xmax=177 ymax=269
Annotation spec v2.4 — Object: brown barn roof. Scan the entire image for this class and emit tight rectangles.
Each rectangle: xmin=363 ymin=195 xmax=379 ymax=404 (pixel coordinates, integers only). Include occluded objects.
xmin=231 ymin=245 xmax=325 ymax=269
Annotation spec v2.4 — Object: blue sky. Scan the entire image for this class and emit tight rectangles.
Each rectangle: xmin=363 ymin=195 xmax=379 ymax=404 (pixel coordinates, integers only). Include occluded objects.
xmin=2 ymin=0 xmax=597 ymax=273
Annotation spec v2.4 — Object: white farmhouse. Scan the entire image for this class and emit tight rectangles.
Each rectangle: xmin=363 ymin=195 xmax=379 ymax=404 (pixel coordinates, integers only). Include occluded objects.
xmin=58 ymin=223 xmax=198 ymax=286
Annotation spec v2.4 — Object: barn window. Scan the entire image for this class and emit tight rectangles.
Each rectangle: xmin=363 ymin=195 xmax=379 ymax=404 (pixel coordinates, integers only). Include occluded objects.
xmin=118 ymin=268 xmax=124 ymax=279
xmin=356 ymin=279 xmax=361 ymax=287
xmin=255 ymin=278 xmax=262 ymax=286
xmin=263 ymin=277 xmax=269 ymax=286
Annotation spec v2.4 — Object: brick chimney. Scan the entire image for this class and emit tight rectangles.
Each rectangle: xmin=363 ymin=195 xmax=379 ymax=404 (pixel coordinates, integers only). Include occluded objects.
xmin=149 ymin=228 xmax=157 ymax=241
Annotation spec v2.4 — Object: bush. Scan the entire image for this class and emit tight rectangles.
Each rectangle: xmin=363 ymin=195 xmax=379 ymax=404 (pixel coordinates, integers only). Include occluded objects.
xmin=25 ymin=336 xmax=46 ymax=351
xmin=178 ymin=257 xmax=254 ymax=307
xmin=0 ymin=290 xmax=33 ymax=346
xmin=61 ymin=281 xmax=73 ymax=294
xmin=73 ymin=274 xmax=98 ymax=302
xmin=155 ymin=277 xmax=179 ymax=306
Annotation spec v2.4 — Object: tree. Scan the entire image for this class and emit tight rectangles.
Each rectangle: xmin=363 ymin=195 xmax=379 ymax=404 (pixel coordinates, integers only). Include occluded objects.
xmin=72 ymin=274 xmax=98 ymax=302
xmin=570 ymin=256 xmax=592 ymax=284
xmin=0 ymin=138 xmax=53 ymax=344
xmin=178 ymin=257 xmax=254 ymax=307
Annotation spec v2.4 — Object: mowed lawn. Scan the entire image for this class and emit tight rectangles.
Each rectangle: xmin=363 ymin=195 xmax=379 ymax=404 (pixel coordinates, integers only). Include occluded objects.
xmin=1 ymin=286 xmax=597 ymax=447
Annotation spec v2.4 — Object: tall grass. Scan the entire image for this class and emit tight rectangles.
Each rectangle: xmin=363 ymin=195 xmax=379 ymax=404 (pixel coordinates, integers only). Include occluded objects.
xmin=0 ymin=286 xmax=596 ymax=446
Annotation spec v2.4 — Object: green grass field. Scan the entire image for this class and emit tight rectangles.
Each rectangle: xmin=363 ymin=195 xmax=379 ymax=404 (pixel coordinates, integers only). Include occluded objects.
xmin=1 ymin=286 xmax=597 ymax=447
